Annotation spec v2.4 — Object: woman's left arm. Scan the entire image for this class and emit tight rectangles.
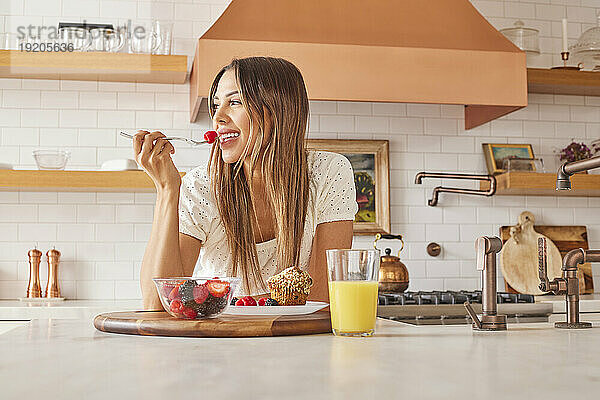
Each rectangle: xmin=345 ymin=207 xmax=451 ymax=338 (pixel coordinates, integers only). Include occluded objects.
xmin=307 ymin=220 xmax=354 ymax=302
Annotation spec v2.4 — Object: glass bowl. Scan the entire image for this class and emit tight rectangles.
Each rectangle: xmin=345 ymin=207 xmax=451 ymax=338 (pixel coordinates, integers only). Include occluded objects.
xmin=32 ymin=150 xmax=70 ymax=170
xmin=153 ymin=277 xmax=240 ymax=320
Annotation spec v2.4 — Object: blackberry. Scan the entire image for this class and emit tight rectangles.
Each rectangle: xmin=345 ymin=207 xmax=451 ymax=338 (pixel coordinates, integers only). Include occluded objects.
xmin=178 ymin=280 xmax=197 ymax=309
xmin=230 ymin=297 xmax=239 ymax=306
xmin=197 ymin=295 xmax=228 ymax=317
xmin=265 ymin=298 xmax=279 ymax=306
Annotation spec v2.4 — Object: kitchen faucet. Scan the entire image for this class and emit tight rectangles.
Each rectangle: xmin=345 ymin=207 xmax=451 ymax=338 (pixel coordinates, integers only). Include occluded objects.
xmin=464 ymin=236 xmax=507 ymax=331
xmin=556 ymin=155 xmax=600 ymax=190
xmin=414 ymin=172 xmax=496 ymax=206
xmin=538 ymin=237 xmax=598 ymax=329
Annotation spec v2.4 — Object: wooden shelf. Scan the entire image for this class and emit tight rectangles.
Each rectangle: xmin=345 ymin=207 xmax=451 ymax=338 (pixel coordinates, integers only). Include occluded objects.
xmin=0 ymin=170 xmax=185 ymax=192
xmin=528 ymin=68 xmax=600 ymax=96
xmin=0 ymin=50 xmax=187 ymax=83
xmin=480 ymin=172 xmax=600 ymax=197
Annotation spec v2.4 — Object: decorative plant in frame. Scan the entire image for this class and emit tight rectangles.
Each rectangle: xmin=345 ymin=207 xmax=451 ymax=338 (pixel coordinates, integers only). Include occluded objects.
xmin=306 ymin=139 xmax=390 ymax=234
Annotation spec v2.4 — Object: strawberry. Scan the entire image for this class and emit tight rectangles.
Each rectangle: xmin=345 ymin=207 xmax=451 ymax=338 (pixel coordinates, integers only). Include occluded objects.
xmin=235 ymin=298 xmax=245 ymax=306
xmin=258 ymin=298 xmax=267 ymax=306
xmin=193 ymin=284 xmax=209 ymax=304
xmin=242 ymin=296 xmax=257 ymax=306
xmin=170 ymin=299 xmax=184 ymax=314
xmin=168 ymin=285 xmax=180 ymax=301
xmin=206 ymin=280 xmax=230 ymax=298
xmin=182 ymin=307 xmax=198 ymax=319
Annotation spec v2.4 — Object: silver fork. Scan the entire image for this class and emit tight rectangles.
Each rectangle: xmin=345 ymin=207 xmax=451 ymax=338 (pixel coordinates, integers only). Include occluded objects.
xmin=119 ymin=131 xmax=209 ymax=146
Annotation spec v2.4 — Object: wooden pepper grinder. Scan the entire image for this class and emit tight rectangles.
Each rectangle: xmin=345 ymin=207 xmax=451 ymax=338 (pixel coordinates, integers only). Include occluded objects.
xmin=26 ymin=248 xmax=42 ymax=298
xmin=45 ymin=247 xmax=61 ymax=298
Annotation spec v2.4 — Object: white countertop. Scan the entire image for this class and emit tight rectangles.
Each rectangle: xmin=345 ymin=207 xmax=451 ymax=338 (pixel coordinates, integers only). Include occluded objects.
xmin=2 ymin=316 xmax=600 ymax=399
xmin=0 ymin=300 xmax=142 ymax=320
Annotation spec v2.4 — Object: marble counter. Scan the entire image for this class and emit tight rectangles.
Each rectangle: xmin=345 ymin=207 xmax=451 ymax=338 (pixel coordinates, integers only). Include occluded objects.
xmin=2 ymin=317 xmax=600 ymax=400
xmin=0 ymin=300 xmax=141 ymax=320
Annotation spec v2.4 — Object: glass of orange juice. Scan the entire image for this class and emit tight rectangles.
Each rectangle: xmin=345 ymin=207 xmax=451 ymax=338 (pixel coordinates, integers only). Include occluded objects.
xmin=326 ymin=249 xmax=380 ymax=337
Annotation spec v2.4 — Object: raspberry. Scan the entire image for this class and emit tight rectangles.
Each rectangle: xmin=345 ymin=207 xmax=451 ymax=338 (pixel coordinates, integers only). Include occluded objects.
xmin=170 ymin=299 xmax=183 ymax=314
xmin=182 ymin=307 xmax=198 ymax=319
xmin=193 ymin=284 xmax=209 ymax=305
xmin=258 ymin=298 xmax=267 ymax=306
xmin=242 ymin=296 xmax=257 ymax=306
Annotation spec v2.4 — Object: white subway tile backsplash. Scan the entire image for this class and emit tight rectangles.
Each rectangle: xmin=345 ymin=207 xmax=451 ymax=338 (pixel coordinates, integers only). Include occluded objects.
xmin=60 ymin=110 xmax=97 ymax=128
xmin=39 ymin=128 xmax=78 ymax=146
xmin=38 ymin=205 xmax=76 ymax=223
xmin=96 ymin=224 xmax=134 ymax=242
xmin=441 ymin=137 xmax=475 ymax=153
xmin=77 ymin=205 xmax=115 ymax=223
xmin=118 ymin=93 xmax=155 ymax=110
xmin=2 ymin=127 xmax=38 ymax=146
xmin=98 ymin=111 xmax=136 ymax=129
xmin=135 ymin=111 xmax=173 ymax=129
xmin=115 ymin=280 xmax=142 ymax=298
xmin=406 ymin=104 xmax=441 ymax=118
xmin=96 ymin=261 xmax=134 ymax=280
xmin=540 ymin=104 xmax=571 ymax=121
xmin=57 ymin=224 xmax=95 ymax=242
xmin=571 ymin=106 xmax=600 ymax=123
xmin=22 ymin=111 xmax=59 ymax=128
xmin=41 ymin=91 xmax=79 ymax=109
xmin=2 ymin=90 xmax=41 ymax=108
xmin=408 ymin=135 xmax=441 ymax=153
xmin=76 ymin=280 xmax=114 ymax=299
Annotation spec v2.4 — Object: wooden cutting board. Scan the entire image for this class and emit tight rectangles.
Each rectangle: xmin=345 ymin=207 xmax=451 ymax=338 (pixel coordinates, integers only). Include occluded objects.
xmin=499 ymin=212 xmax=563 ymax=295
xmin=94 ymin=310 xmax=332 ymax=338
xmin=500 ymin=213 xmax=594 ymax=295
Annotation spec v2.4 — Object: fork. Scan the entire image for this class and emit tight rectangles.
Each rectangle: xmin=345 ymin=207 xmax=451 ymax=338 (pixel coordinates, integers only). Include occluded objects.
xmin=119 ymin=131 xmax=211 ymax=146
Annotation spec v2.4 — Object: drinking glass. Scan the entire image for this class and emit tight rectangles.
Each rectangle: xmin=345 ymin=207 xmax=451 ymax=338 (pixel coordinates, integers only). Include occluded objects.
xmin=88 ymin=28 xmax=124 ymax=52
xmin=129 ymin=21 xmax=161 ymax=54
xmin=58 ymin=27 xmax=91 ymax=51
xmin=153 ymin=20 xmax=173 ymax=55
xmin=0 ymin=32 xmax=21 ymax=50
xmin=326 ymin=249 xmax=380 ymax=337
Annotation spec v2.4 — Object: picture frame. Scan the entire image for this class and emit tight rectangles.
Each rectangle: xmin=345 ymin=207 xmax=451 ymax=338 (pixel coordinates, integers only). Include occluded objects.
xmin=482 ymin=143 xmax=535 ymax=175
xmin=306 ymin=139 xmax=390 ymax=235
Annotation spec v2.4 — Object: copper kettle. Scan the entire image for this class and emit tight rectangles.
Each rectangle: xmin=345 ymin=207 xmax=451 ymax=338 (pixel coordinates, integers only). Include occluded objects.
xmin=374 ymin=233 xmax=409 ymax=293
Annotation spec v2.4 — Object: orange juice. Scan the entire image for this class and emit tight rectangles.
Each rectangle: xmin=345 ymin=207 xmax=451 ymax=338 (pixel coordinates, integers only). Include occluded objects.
xmin=328 ymin=281 xmax=379 ymax=336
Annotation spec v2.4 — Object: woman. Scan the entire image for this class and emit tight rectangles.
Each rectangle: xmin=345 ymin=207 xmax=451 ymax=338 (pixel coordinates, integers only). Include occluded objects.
xmin=135 ymin=57 xmax=358 ymax=310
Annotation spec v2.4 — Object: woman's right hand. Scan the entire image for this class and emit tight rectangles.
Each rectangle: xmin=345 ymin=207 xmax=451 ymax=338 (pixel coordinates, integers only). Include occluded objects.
xmin=133 ymin=130 xmax=181 ymax=193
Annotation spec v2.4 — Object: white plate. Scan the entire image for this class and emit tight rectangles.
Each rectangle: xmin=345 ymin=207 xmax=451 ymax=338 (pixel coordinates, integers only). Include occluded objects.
xmin=223 ymin=301 xmax=328 ymax=316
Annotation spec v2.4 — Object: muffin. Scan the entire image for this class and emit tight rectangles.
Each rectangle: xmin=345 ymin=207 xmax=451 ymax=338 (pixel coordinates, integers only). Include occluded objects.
xmin=267 ymin=266 xmax=313 ymax=305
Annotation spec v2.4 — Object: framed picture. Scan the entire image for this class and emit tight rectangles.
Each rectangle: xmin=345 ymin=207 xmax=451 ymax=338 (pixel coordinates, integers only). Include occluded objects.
xmin=482 ymin=143 xmax=535 ymax=175
xmin=306 ymin=139 xmax=390 ymax=235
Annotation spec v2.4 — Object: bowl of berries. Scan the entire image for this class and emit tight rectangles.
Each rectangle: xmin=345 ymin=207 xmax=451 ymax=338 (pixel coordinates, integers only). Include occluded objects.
xmin=153 ymin=277 xmax=240 ymax=320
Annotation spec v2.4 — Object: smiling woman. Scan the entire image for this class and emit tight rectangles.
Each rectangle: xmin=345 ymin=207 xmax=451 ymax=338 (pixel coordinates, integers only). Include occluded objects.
xmin=135 ymin=57 xmax=358 ymax=310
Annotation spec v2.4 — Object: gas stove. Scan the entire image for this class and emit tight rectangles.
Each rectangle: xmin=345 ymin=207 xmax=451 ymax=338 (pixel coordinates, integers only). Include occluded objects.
xmin=377 ymin=290 xmax=553 ymax=326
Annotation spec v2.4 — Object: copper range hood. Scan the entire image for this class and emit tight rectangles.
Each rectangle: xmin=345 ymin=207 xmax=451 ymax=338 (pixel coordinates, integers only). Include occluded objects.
xmin=190 ymin=0 xmax=527 ymax=129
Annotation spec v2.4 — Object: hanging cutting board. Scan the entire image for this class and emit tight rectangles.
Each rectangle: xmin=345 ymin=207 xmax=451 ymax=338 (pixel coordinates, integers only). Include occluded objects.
xmin=500 ymin=212 xmax=594 ymax=295
xmin=94 ymin=310 xmax=332 ymax=338
xmin=499 ymin=212 xmax=563 ymax=295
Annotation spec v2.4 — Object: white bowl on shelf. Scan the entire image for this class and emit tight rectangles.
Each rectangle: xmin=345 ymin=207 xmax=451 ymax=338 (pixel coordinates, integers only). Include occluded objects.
xmin=32 ymin=150 xmax=70 ymax=170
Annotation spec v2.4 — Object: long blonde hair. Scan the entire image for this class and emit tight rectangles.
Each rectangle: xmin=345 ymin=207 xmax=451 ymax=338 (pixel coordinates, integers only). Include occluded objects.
xmin=208 ymin=57 xmax=310 ymax=294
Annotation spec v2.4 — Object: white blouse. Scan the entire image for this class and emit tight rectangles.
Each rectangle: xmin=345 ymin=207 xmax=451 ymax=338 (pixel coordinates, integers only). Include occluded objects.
xmin=178 ymin=150 xmax=359 ymax=296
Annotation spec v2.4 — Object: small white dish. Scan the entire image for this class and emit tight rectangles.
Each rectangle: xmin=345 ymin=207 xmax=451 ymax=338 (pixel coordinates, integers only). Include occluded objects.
xmin=100 ymin=159 xmax=140 ymax=171
xmin=223 ymin=301 xmax=328 ymax=316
